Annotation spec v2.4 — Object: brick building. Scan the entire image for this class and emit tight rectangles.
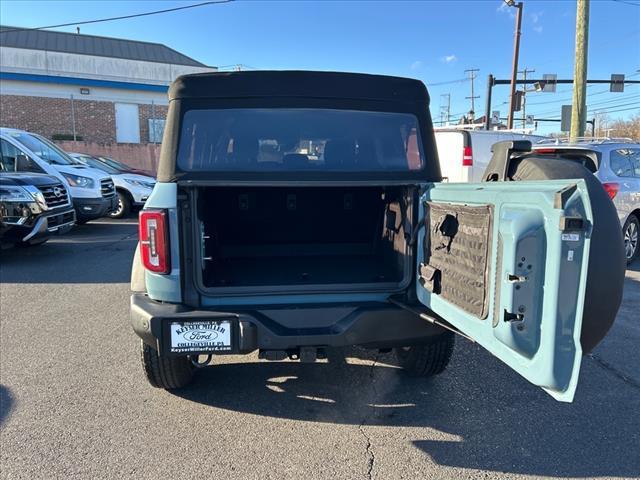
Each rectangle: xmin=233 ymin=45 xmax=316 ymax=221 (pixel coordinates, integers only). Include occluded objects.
xmin=0 ymin=26 xmax=214 ymax=145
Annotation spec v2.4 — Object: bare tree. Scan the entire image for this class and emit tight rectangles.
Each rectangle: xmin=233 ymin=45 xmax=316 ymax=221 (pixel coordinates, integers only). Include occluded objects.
xmin=594 ymin=111 xmax=610 ymax=137
xmin=608 ymin=114 xmax=640 ymax=141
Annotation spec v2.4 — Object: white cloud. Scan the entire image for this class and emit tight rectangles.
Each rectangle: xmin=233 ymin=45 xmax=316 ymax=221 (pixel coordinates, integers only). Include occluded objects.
xmin=530 ymin=11 xmax=544 ymax=33
xmin=530 ymin=11 xmax=543 ymax=23
xmin=441 ymin=54 xmax=457 ymax=64
xmin=497 ymin=2 xmax=516 ymax=18
xmin=410 ymin=60 xmax=423 ymax=70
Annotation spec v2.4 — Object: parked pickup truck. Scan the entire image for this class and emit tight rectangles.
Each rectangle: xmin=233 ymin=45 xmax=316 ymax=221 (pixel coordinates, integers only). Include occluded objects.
xmin=0 ymin=128 xmax=117 ymax=223
xmin=130 ymin=71 xmax=625 ymax=402
xmin=0 ymin=172 xmax=75 ymax=246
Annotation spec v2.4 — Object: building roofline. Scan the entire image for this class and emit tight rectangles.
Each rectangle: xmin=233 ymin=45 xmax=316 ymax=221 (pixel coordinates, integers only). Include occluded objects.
xmin=0 ymin=25 xmax=212 ymax=68
xmin=0 ymin=71 xmax=169 ymax=93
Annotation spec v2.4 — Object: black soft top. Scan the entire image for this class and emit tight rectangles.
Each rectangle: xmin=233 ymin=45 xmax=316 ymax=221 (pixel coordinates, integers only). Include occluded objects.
xmin=169 ymin=70 xmax=429 ymax=105
xmin=158 ymin=71 xmax=440 ymax=183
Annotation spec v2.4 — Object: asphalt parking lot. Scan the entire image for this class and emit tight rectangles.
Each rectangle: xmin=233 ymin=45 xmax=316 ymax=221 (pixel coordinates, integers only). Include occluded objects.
xmin=1 ymin=218 xmax=639 ymax=480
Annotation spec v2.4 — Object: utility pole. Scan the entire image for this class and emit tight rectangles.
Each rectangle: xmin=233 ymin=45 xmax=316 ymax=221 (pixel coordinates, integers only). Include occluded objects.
xmin=519 ymin=67 xmax=535 ymax=128
xmin=440 ymin=93 xmax=451 ymax=125
xmin=506 ymin=1 xmax=523 ymax=130
xmin=464 ymin=68 xmax=479 ymax=122
xmin=484 ymin=74 xmax=494 ymax=130
xmin=570 ymin=0 xmax=590 ymax=140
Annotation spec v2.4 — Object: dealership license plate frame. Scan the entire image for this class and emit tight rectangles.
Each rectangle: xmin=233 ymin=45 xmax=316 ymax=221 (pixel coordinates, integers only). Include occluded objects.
xmin=166 ymin=319 xmax=234 ymax=354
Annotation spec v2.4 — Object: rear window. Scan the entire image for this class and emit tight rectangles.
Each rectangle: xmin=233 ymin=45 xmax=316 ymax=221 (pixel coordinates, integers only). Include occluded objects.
xmin=610 ymin=148 xmax=640 ymax=178
xmin=176 ymin=108 xmax=423 ymax=172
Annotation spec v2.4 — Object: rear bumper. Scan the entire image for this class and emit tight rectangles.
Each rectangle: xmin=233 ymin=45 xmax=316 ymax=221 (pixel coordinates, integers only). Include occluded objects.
xmin=74 ymin=195 xmax=118 ymax=220
xmin=130 ymin=293 xmax=445 ymax=355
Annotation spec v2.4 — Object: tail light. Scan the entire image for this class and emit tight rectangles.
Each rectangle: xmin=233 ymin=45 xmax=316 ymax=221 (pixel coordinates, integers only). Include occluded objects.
xmin=139 ymin=209 xmax=170 ymax=274
xmin=462 ymin=146 xmax=473 ymax=166
xmin=602 ymin=182 xmax=620 ymax=200
xmin=535 ymin=148 xmax=557 ymax=154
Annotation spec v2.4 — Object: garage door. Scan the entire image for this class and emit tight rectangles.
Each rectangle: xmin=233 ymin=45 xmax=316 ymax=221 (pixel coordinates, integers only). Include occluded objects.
xmin=115 ymin=103 xmax=141 ymax=143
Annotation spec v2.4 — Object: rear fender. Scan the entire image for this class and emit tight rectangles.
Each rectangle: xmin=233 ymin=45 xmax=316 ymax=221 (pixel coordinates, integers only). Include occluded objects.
xmin=131 ymin=243 xmax=146 ymax=293
xmin=139 ymin=182 xmax=182 ymax=303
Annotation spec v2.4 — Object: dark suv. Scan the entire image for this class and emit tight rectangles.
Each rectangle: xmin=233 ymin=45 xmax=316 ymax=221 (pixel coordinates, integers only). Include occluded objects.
xmin=1 ymin=172 xmax=75 ymax=246
xmin=130 ymin=71 xmax=624 ymax=402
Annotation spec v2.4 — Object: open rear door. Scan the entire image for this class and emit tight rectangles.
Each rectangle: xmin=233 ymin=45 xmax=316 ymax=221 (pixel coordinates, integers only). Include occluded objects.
xmin=416 ymin=180 xmax=593 ymax=402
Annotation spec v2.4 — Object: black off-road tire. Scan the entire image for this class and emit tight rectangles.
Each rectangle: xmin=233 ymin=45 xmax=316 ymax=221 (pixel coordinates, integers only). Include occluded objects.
xmin=140 ymin=340 xmax=195 ymax=389
xmin=623 ymin=214 xmax=639 ymax=264
xmin=394 ymin=332 xmax=455 ymax=377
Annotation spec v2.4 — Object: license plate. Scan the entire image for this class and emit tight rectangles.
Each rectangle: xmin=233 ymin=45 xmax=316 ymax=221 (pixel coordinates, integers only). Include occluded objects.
xmin=169 ymin=321 xmax=232 ymax=353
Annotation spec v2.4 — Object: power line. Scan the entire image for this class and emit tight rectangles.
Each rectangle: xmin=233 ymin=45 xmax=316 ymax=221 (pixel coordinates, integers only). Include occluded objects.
xmin=528 ymin=93 xmax=640 ymax=116
xmin=0 ymin=1 xmax=233 ymax=34
xmin=589 ymin=101 xmax=640 ymax=111
xmin=526 ymin=83 xmax=639 ymax=107
xmin=528 ymin=93 xmax=640 ymax=115
xmin=523 ymin=72 xmax=640 ymax=106
xmin=611 ymin=0 xmax=640 ymax=6
xmin=538 ymin=103 xmax=640 ymax=120
xmin=593 ymin=105 xmax=640 ymax=114
xmin=587 ymin=93 xmax=640 ymax=106
xmin=426 ymin=78 xmax=469 ymax=87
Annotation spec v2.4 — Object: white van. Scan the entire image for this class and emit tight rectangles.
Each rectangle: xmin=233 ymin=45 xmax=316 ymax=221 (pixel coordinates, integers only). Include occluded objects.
xmin=434 ymin=128 xmax=546 ymax=182
xmin=0 ymin=128 xmax=117 ymax=223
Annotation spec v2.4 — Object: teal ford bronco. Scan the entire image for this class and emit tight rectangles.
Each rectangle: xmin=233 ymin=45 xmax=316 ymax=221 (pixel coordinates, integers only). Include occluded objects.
xmin=130 ymin=71 xmax=624 ymax=402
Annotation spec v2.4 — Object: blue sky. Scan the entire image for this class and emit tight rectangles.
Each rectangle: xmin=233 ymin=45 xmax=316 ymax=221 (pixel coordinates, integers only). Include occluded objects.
xmin=1 ymin=0 xmax=639 ymax=134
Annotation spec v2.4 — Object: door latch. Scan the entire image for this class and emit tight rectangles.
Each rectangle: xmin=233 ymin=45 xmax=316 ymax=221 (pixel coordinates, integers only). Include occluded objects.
xmin=200 ymin=221 xmax=213 ymax=268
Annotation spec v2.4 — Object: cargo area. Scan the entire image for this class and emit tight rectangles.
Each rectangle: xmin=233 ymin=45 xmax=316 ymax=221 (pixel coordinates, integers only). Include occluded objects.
xmin=195 ymin=186 xmax=413 ymax=291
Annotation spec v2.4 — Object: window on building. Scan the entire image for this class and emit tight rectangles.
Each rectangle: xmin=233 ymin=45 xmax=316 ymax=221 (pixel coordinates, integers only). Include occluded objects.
xmin=148 ymin=119 xmax=166 ymax=143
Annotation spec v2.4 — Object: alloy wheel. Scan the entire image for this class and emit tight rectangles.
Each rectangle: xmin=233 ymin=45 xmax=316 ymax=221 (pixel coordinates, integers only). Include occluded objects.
xmin=625 ymin=220 xmax=638 ymax=260
xmin=111 ymin=197 xmax=124 ymax=218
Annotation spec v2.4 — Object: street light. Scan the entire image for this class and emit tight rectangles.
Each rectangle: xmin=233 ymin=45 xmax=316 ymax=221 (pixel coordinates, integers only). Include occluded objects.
xmin=505 ymin=0 xmax=523 ymax=130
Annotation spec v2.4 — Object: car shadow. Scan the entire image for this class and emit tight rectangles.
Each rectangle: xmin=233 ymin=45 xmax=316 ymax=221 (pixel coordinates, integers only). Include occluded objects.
xmin=0 ymin=385 xmax=15 ymax=427
xmin=627 ymin=257 xmax=640 ymax=274
xmin=172 ymin=345 xmax=640 ymax=478
xmin=0 ymin=220 xmax=137 ymax=284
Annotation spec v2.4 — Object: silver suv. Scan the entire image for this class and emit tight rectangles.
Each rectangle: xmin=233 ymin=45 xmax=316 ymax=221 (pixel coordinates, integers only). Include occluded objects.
xmin=533 ymin=138 xmax=640 ymax=263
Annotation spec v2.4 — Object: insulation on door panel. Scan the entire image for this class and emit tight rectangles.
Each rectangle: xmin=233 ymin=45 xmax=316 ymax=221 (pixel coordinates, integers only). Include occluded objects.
xmin=420 ymin=202 xmax=493 ymax=319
